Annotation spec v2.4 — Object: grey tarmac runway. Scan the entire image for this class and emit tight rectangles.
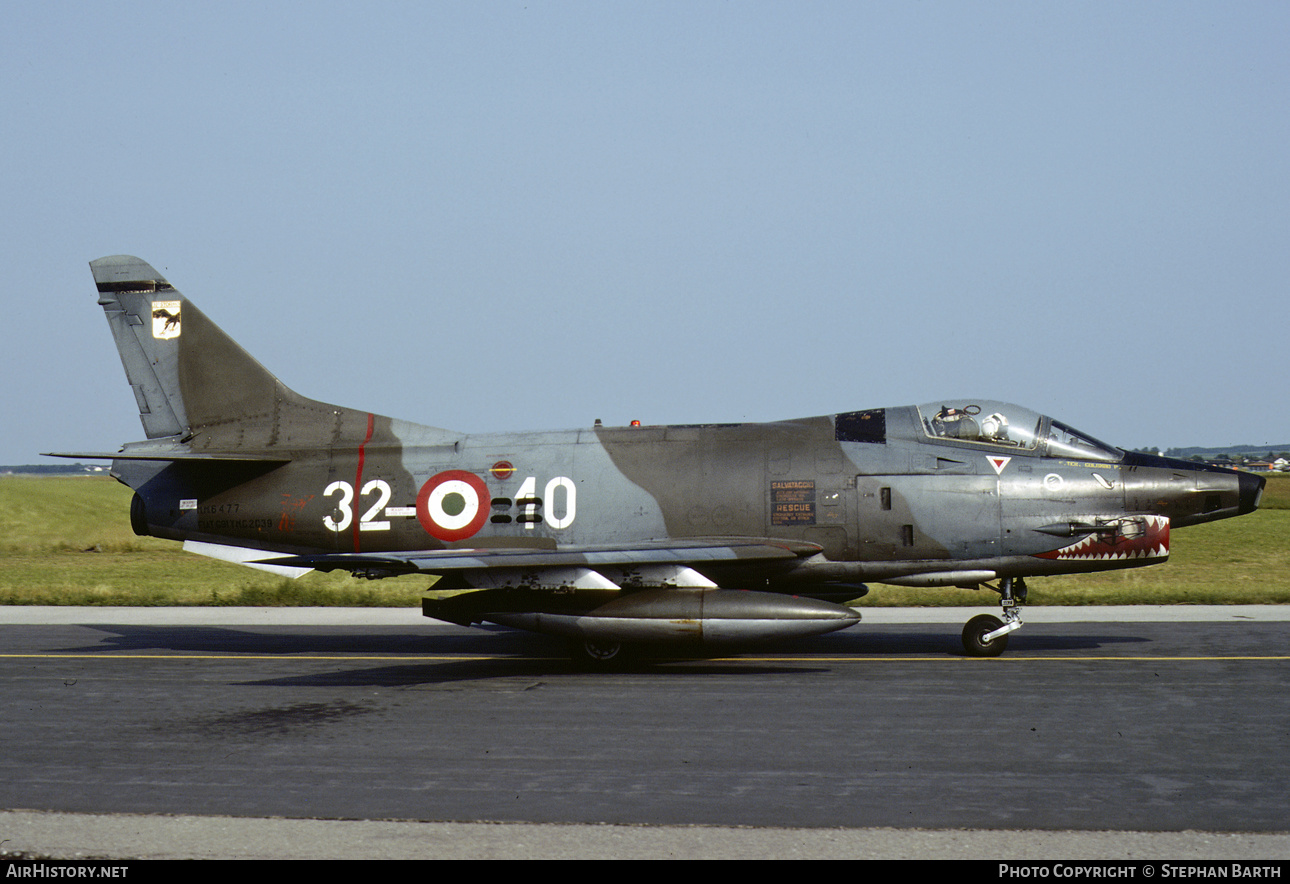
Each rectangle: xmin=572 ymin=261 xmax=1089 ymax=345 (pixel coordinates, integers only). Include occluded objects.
xmin=2 ymin=605 xmax=1288 ymax=860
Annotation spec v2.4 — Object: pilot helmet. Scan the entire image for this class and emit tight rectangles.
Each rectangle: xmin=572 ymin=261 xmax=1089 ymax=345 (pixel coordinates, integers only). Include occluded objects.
xmin=981 ymin=412 xmax=1009 ymax=441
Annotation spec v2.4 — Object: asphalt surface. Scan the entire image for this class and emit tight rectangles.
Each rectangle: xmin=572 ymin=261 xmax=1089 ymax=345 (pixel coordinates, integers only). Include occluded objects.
xmin=2 ymin=605 xmax=1288 ymax=859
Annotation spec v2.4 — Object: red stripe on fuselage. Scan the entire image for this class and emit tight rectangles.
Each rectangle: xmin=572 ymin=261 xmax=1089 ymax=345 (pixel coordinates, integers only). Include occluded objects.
xmin=352 ymin=413 xmax=375 ymax=553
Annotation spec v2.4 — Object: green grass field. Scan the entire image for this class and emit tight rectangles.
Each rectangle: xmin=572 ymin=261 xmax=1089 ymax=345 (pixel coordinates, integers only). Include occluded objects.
xmin=0 ymin=476 xmax=427 ymax=606
xmin=1 ymin=474 xmax=1287 ymax=606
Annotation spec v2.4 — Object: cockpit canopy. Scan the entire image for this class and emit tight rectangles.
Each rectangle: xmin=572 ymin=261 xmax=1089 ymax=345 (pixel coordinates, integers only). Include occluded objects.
xmin=916 ymin=400 xmax=1122 ymax=462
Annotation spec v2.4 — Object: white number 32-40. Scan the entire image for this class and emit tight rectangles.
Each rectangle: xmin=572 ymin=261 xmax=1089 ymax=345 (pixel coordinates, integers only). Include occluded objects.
xmin=323 ymin=479 xmax=392 ymax=532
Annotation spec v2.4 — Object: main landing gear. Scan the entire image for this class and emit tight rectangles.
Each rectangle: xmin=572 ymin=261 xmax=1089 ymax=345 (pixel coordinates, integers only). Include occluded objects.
xmin=961 ymin=577 xmax=1027 ymax=657
xmin=567 ymin=638 xmax=638 ymax=671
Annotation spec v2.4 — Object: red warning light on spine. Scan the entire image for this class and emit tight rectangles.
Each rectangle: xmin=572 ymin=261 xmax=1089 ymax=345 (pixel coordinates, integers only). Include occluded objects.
xmin=631 ymin=420 xmax=641 ymax=427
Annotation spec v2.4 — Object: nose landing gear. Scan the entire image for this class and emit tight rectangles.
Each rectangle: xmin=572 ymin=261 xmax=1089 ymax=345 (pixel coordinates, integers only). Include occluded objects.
xmin=961 ymin=577 xmax=1027 ymax=657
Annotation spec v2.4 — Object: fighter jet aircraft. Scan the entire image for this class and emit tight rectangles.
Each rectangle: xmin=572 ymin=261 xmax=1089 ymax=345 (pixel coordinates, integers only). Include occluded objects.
xmin=51 ymin=256 xmax=1265 ymax=665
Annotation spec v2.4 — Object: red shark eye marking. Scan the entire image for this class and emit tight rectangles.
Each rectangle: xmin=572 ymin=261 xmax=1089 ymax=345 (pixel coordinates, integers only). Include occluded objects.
xmin=490 ymin=461 xmax=515 ymax=480
xmin=417 ymin=470 xmax=490 ymax=542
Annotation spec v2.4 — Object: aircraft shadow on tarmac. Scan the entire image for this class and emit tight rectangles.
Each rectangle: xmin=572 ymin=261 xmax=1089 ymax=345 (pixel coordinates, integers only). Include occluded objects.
xmin=56 ymin=623 xmax=1150 ymax=688
xmin=239 ymin=630 xmax=1154 ymax=689
xmin=803 ymin=628 xmax=1151 ymax=656
xmin=65 ymin=622 xmax=1149 ymax=657
xmin=61 ymin=623 xmax=522 ymax=656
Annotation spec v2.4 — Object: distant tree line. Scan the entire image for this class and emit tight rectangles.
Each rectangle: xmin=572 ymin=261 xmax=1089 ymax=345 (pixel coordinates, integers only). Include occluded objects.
xmin=1 ymin=463 xmax=108 ymax=476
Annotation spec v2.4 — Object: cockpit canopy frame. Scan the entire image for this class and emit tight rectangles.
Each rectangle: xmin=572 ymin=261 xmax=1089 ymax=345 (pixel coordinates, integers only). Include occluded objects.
xmin=916 ymin=400 xmax=1122 ymax=463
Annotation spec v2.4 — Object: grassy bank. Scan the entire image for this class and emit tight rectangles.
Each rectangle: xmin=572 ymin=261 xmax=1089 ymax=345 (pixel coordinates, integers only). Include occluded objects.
xmin=1 ymin=474 xmax=1287 ymax=607
xmin=0 ymin=477 xmax=426 ymax=606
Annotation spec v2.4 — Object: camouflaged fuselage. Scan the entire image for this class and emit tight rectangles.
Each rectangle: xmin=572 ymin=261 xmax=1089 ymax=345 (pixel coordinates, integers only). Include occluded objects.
xmin=79 ymin=255 xmax=1263 ymax=599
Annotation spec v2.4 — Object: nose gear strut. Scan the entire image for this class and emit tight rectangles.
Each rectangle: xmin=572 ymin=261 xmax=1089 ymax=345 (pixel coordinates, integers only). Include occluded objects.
xmin=961 ymin=577 xmax=1027 ymax=657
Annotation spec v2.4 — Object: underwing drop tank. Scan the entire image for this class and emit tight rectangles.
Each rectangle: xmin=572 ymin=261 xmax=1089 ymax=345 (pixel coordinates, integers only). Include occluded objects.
xmin=423 ymin=587 xmax=861 ymax=645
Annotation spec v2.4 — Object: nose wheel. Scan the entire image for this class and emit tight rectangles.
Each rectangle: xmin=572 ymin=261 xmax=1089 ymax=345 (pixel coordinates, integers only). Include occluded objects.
xmin=961 ymin=577 xmax=1026 ymax=657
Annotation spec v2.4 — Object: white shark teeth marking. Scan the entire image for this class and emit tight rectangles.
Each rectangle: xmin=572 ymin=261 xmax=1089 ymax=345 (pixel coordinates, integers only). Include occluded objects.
xmin=1036 ymin=515 xmax=1170 ymax=562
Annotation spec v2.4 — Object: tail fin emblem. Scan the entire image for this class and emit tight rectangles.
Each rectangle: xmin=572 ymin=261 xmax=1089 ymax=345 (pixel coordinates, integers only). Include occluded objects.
xmin=151 ymin=301 xmax=182 ymax=339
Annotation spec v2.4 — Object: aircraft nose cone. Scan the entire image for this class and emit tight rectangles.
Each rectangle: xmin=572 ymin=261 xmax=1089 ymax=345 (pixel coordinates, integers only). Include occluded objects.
xmin=1239 ymin=470 xmax=1266 ymax=515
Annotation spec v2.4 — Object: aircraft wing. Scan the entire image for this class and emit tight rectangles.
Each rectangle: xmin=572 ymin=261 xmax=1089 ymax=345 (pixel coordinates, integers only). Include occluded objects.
xmin=252 ymin=537 xmax=824 ymax=588
xmin=188 ymin=537 xmax=858 ymax=648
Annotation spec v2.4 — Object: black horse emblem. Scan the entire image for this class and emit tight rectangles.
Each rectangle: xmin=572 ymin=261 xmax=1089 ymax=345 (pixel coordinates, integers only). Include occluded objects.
xmin=152 ymin=307 xmax=181 ymax=335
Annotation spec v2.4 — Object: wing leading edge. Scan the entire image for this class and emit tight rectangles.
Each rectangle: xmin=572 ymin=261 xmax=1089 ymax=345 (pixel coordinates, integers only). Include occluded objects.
xmin=257 ymin=537 xmax=824 ymax=585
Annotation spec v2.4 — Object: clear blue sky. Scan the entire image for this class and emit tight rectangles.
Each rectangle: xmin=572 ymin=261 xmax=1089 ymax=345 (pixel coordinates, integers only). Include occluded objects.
xmin=4 ymin=1 xmax=1287 ymax=465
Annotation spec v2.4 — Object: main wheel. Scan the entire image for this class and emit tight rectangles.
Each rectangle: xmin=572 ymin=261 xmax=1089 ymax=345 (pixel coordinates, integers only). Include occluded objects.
xmin=568 ymin=638 xmax=636 ymax=671
xmin=962 ymin=614 xmax=1008 ymax=657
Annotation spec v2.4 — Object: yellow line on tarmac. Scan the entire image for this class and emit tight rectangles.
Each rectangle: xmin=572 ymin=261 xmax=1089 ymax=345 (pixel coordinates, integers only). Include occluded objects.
xmin=0 ymin=653 xmax=500 ymax=661
xmin=3 ymin=653 xmax=1290 ymax=663
xmin=746 ymin=655 xmax=1290 ymax=662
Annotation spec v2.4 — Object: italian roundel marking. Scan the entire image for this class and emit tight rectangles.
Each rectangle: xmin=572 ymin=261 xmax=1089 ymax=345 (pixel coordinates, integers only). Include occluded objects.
xmin=416 ymin=470 xmax=490 ymax=541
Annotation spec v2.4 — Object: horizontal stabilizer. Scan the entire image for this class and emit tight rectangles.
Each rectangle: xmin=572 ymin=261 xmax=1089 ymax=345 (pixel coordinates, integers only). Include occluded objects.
xmin=184 ymin=541 xmax=313 ymax=578
xmin=43 ymin=450 xmax=291 ymax=463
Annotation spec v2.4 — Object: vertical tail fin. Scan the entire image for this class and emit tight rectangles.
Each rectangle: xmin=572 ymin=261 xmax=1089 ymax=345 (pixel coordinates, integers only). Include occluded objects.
xmin=90 ymin=255 xmax=372 ymax=453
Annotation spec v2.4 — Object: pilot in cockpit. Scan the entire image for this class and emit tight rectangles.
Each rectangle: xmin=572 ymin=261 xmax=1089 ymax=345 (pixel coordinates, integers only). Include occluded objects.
xmin=931 ymin=405 xmax=1015 ymax=446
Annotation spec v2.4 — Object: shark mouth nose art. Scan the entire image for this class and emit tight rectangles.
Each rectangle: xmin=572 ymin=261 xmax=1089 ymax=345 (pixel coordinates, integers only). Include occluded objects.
xmin=1033 ymin=515 xmax=1170 ymax=562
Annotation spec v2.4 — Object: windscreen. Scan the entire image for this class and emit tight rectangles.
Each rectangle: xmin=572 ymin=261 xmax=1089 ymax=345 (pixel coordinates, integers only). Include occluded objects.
xmin=1045 ymin=420 xmax=1122 ymax=462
